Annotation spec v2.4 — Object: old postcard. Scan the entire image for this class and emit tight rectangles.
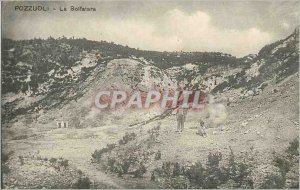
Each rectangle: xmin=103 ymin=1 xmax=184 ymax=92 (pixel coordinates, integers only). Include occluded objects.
xmin=1 ymin=1 xmax=299 ymax=189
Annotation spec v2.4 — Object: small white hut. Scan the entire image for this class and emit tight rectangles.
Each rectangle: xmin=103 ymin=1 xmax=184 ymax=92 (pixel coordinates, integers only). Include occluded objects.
xmin=56 ymin=120 xmax=68 ymax=128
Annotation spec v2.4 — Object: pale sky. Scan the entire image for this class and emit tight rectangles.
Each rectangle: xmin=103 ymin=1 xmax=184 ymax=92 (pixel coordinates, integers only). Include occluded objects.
xmin=2 ymin=1 xmax=299 ymax=57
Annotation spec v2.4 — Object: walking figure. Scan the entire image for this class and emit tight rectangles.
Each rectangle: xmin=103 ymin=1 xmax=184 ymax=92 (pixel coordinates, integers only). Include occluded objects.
xmin=176 ymin=108 xmax=187 ymax=132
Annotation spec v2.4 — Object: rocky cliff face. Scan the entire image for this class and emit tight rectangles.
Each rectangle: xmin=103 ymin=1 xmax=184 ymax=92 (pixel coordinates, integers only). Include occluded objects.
xmin=212 ymin=28 xmax=299 ymax=94
xmin=1 ymin=28 xmax=299 ymax=124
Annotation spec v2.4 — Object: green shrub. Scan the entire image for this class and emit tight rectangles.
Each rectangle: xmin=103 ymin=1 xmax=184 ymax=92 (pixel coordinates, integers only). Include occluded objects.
xmin=151 ymin=171 xmax=156 ymax=181
xmin=260 ymin=174 xmax=285 ymax=189
xmin=261 ymin=138 xmax=299 ymax=189
xmin=274 ymin=156 xmax=290 ymax=176
xmin=185 ymin=162 xmax=205 ymax=187
xmin=118 ymin=132 xmax=136 ymax=145
xmin=161 ymin=162 xmax=173 ymax=177
xmin=172 ymin=162 xmax=181 ymax=177
xmin=114 ymin=161 xmax=126 ymax=177
xmin=2 ymin=165 xmax=10 ymax=174
xmin=59 ymin=159 xmax=69 ymax=168
xmin=286 ymin=138 xmax=299 ymax=156
xmin=77 ymin=169 xmax=83 ymax=176
xmin=73 ymin=177 xmax=91 ymax=189
xmin=91 ymin=147 xmax=110 ymax=162
xmin=106 ymin=157 xmax=116 ymax=172
xmin=133 ymin=164 xmax=147 ymax=178
xmin=120 ymin=158 xmax=131 ymax=174
xmin=152 ymin=151 xmax=253 ymax=189
xmin=224 ymin=150 xmax=253 ymax=188
xmin=19 ymin=156 xmax=24 ymax=165
xmin=2 ymin=153 xmax=12 ymax=174
xmin=204 ymin=152 xmax=224 ymax=189
xmin=167 ymin=176 xmax=190 ymax=189
xmin=2 ymin=152 xmax=12 ymax=163
xmin=154 ymin=150 xmax=161 ymax=160
xmin=49 ymin=158 xmax=57 ymax=164
xmin=106 ymin=143 xmax=116 ymax=151
xmin=147 ymin=126 xmax=160 ymax=142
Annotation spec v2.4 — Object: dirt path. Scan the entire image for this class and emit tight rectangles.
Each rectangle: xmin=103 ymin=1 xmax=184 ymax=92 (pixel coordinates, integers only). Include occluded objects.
xmin=69 ymin=158 xmax=124 ymax=189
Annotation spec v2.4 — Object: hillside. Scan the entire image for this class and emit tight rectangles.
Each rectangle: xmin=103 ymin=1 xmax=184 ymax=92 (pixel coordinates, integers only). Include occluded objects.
xmin=1 ymin=35 xmax=247 ymax=124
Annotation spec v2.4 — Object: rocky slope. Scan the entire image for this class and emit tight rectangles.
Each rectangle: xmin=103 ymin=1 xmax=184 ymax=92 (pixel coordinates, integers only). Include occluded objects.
xmin=1 ymin=35 xmax=249 ymax=125
xmin=2 ymin=29 xmax=298 ymax=124
xmin=212 ymin=28 xmax=299 ymax=94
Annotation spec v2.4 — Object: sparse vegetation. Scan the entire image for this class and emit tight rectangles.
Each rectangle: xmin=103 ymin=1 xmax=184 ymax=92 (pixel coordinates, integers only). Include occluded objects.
xmin=154 ymin=150 xmax=161 ymax=160
xmin=73 ymin=176 xmax=91 ymax=189
xmin=49 ymin=157 xmax=57 ymax=164
xmin=92 ymin=142 xmax=118 ymax=162
xmin=286 ymin=138 xmax=299 ymax=156
xmin=133 ymin=163 xmax=147 ymax=178
xmin=92 ymin=128 xmax=161 ymax=178
xmin=59 ymin=159 xmax=69 ymax=168
xmin=152 ymin=151 xmax=253 ymax=189
xmin=147 ymin=125 xmax=160 ymax=143
xmin=150 ymin=138 xmax=299 ymax=189
xmin=2 ymin=155 xmax=88 ymax=189
xmin=260 ymin=174 xmax=286 ymax=189
xmin=18 ymin=156 xmax=24 ymax=165
xmin=1 ymin=151 xmax=13 ymax=175
xmin=118 ymin=132 xmax=136 ymax=145
xmin=92 ymin=133 xmax=136 ymax=162
xmin=260 ymin=138 xmax=299 ymax=189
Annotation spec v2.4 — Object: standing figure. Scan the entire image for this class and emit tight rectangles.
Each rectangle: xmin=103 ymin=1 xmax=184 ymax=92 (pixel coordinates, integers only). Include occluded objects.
xmin=176 ymin=108 xmax=187 ymax=132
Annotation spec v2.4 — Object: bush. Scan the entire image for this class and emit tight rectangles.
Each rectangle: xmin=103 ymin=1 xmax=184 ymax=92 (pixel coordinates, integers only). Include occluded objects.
xmin=2 ymin=151 xmax=13 ymax=163
xmin=204 ymin=152 xmax=224 ymax=189
xmin=185 ymin=162 xmax=205 ymax=187
xmin=260 ymin=138 xmax=299 ymax=189
xmin=260 ymin=174 xmax=285 ymax=189
xmin=105 ymin=156 xmax=134 ymax=177
xmin=106 ymin=157 xmax=116 ymax=172
xmin=2 ymin=165 xmax=10 ymax=174
xmin=49 ymin=158 xmax=57 ymax=164
xmin=147 ymin=126 xmax=160 ymax=142
xmin=274 ymin=156 xmax=290 ymax=176
xmin=151 ymin=151 xmax=253 ymax=189
xmin=19 ymin=156 xmax=24 ymax=165
xmin=286 ymin=138 xmax=299 ymax=156
xmin=92 ymin=149 xmax=106 ymax=162
xmin=118 ymin=132 xmax=136 ymax=145
xmin=161 ymin=162 xmax=173 ymax=177
xmin=114 ymin=161 xmax=126 ymax=177
xmin=224 ymin=150 xmax=253 ymax=188
xmin=154 ymin=150 xmax=161 ymax=160
xmin=172 ymin=162 xmax=181 ymax=177
xmin=2 ymin=151 xmax=14 ymax=174
xmin=120 ymin=158 xmax=131 ymax=174
xmin=151 ymin=171 xmax=156 ymax=181
xmin=133 ymin=164 xmax=147 ymax=178
xmin=77 ymin=169 xmax=83 ymax=176
xmin=73 ymin=177 xmax=91 ymax=189
xmin=107 ymin=143 xmax=116 ymax=151
xmin=59 ymin=159 xmax=69 ymax=168
xmin=165 ymin=176 xmax=190 ymax=189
